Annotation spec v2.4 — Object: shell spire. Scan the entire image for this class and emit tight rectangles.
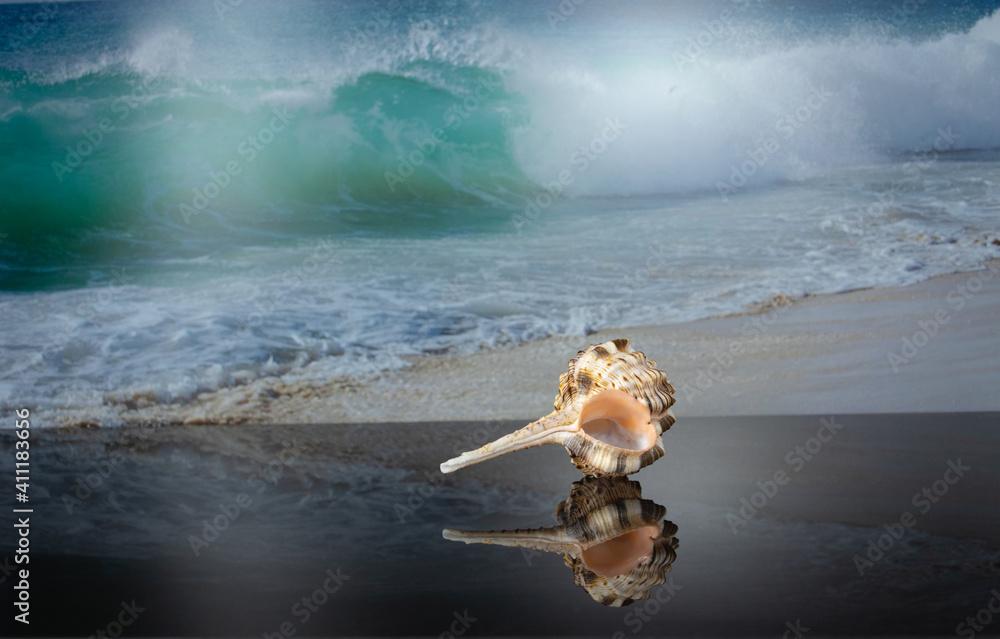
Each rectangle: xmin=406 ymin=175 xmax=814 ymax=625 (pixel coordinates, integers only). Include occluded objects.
xmin=440 ymin=339 xmax=676 ymax=476
xmin=442 ymin=526 xmax=578 ymax=555
xmin=439 ymin=409 xmax=576 ymax=474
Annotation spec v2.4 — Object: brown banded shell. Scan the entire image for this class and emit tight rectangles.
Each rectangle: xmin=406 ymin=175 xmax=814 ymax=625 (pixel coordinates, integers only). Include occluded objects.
xmin=440 ymin=339 xmax=676 ymax=476
xmin=443 ymin=477 xmax=679 ymax=607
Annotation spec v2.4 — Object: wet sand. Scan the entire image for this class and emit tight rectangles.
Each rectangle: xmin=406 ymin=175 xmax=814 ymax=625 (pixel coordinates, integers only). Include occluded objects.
xmin=5 ymin=412 xmax=999 ymax=636
xmin=105 ymin=260 xmax=1000 ymax=427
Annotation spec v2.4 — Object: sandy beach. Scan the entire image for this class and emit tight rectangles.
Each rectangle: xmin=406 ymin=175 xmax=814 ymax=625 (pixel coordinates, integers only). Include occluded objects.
xmin=99 ymin=259 xmax=1000 ymax=427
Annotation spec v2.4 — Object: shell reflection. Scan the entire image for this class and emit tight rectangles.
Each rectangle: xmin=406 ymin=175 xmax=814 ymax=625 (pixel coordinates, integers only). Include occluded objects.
xmin=443 ymin=477 xmax=679 ymax=607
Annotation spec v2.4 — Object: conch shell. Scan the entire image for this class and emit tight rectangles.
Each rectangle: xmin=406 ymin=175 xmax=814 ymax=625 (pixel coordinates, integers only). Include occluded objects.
xmin=443 ymin=477 xmax=679 ymax=607
xmin=440 ymin=339 xmax=676 ymax=476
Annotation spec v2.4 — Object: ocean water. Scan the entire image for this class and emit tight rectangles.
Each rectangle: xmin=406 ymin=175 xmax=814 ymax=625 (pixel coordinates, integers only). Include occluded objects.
xmin=1 ymin=0 xmax=1000 ymax=422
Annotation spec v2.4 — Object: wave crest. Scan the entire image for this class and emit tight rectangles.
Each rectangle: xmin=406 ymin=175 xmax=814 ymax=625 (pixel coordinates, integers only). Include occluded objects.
xmin=1 ymin=6 xmax=1000 ymax=244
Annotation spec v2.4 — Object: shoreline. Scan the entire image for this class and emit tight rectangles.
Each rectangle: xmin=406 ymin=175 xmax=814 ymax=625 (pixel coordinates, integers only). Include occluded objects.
xmin=74 ymin=258 xmax=1000 ymax=428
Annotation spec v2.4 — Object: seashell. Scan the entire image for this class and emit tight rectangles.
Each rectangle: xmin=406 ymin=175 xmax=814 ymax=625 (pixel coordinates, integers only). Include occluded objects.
xmin=443 ymin=477 xmax=679 ymax=607
xmin=440 ymin=339 xmax=676 ymax=476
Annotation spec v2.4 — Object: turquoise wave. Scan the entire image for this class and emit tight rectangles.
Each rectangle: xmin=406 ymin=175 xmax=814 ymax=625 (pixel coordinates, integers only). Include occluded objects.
xmin=0 ymin=61 xmax=532 ymax=251
xmin=5 ymin=0 xmax=1000 ymax=294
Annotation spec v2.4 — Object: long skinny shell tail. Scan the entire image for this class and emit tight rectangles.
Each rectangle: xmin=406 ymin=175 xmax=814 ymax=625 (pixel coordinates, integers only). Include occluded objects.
xmin=439 ymin=409 xmax=575 ymax=474
xmin=442 ymin=527 xmax=578 ymax=554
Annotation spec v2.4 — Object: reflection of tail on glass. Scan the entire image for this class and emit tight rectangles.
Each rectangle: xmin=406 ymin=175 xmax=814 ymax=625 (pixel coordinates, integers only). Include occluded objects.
xmin=444 ymin=477 xmax=679 ymax=607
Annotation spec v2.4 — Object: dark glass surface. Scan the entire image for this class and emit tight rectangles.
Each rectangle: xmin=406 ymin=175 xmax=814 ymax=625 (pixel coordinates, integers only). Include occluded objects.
xmin=2 ymin=413 xmax=999 ymax=636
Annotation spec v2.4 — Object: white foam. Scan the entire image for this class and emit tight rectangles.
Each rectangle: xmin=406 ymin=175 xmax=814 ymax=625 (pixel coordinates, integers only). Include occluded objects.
xmin=126 ymin=27 xmax=194 ymax=77
xmin=512 ymin=9 xmax=1000 ymax=196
